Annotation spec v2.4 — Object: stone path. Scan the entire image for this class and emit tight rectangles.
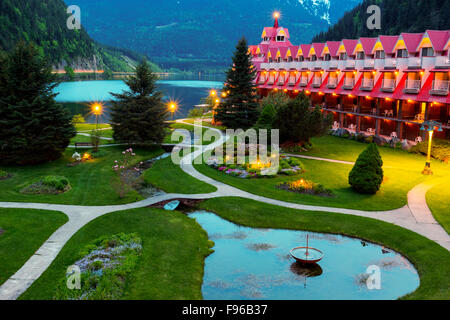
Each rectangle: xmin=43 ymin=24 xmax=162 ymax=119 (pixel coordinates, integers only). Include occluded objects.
xmin=0 ymin=119 xmax=449 ymax=300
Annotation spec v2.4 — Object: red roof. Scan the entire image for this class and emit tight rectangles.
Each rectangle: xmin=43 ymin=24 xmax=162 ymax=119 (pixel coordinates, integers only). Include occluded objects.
xmin=378 ymin=35 xmax=399 ymax=54
xmin=370 ymin=76 xmax=392 ymax=99
xmin=426 ymin=30 xmax=450 ymax=52
xmin=326 ymin=41 xmax=341 ymax=57
xmin=401 ymin=33 xmax=423 ymax=53
xmin=299 ymin=44 xmax=312 ymax=57
xmin=342 ymin=39 xmax=359 ymax=56
xmin=359 ymin=38 xmax=378 ymax=54
xmin=312 ymin=43 xmax=326 ymax=57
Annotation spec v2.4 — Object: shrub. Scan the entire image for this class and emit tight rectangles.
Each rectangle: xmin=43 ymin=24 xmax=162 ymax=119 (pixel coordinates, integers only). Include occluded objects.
xmin=90 ymin=130 xmax=101 ymax=152
xmin=365 ymin=136 xmax=374 ymax=144
xmin=42 ymin=176 xmax=70 ymax=191
xmin=255 ymin=103 xmax=276 ymax=129
xmin=72 ymin=114 xmax=85 ymax=124
xmin=0 ymin=170 xmax=8 ymax=179
xmin=349 ymin=143 xmax=384 ymax=194
xmin=411 ymin=138 xmax=450 ymax=163
xmin=187 ymin=108 xmax=205 ymax=118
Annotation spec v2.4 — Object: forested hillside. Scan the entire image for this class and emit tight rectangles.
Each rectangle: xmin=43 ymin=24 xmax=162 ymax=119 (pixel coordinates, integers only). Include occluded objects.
xmin=0 ymin=0 xmax=158 ymax=72
xmin=313 ymin=0 xmax=450 ymax=42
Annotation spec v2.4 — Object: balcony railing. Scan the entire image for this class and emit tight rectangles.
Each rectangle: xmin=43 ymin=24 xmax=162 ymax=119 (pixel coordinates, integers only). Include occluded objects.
xmin=404 ymin=79 xmax=421 ymax=93
xmin=258 ymin=76 xmax=267 ymax=84
xmin=299 ymin=77 xmax=309 ymax=86
xmin=288 ymin=76 xmax=297 ymax=86
xmin=343 ymin=78 xmax=355 ymax=89
xmin=435 ymin=56 xmax=450 ymax=68
xmin=329 ymin=60 xmax=338 ymax=69
xmin=360 ymin=78 xmax=374 ymax=90
xmin=277 ymin=76 xmax=286 ymax=85
xmin=312 ymin=77 xmax=322 ymax=88
xmin=430 ymin=80 xmax=450 ymax=95
xmin=364 ymin=59 xmax=375 ymax=69
xmin=346 ymin=60 xmax=356 ymax=69
xmin=384 ymin=58 xmax=397 ymax=69
xmin=381 ymin=78 xmax=396 ymax=92
xmin=267 ymin=76 xmax=275 ymax=85
xmin=327 ymin=77 xmax=338 ymax=89
xmin=407 ymin=57 xmax=422 ymax=68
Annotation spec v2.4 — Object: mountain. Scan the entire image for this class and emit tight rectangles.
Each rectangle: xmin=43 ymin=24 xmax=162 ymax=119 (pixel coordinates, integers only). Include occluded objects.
xmin=0 ymin=0 xmax=158 ymax=72
xmin=312 ymin=0 xmax=450 ymax=42
xmin=64 ymin=0 xmax=361 ymax=71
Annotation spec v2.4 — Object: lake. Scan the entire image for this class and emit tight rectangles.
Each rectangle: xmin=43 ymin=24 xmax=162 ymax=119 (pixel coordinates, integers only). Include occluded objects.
xmin=189 ymin=211 xmax=420 ymax=300
xmin=54 ymin=80 xmax=223 ymax=120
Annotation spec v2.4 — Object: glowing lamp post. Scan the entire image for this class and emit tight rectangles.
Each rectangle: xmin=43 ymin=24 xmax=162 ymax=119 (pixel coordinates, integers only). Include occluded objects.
xmin=420 ymin=120 xmax=443 ymax=175
xmin=168 ymin=101 xmax=178 ymax=121
xmin=91 ymin=103 xmax=103 ymax=130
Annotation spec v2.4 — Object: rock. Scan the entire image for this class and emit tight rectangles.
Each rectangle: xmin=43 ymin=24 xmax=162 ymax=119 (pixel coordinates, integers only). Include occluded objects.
xmin=373 ymin=135 xmax=390 ymax=146
xmin=402 ymin=139 xmax=413 ymax=151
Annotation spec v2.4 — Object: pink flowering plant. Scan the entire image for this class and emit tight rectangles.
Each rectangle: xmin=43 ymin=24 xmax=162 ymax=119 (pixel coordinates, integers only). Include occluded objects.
xmin=112 ymin=148 xmax=144 ymax=198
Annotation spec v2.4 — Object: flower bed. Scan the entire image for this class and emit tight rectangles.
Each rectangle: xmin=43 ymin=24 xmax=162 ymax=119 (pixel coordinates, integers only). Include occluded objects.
xmin=20 ymin=176 xmax=71 ymax=194
xmin=206 ymin=155 xmax=304 ymax=179
xmin=55 ymin=233 xmax=142 ymax=300
xmin=278 ymin=179 xmax=334 ymax=197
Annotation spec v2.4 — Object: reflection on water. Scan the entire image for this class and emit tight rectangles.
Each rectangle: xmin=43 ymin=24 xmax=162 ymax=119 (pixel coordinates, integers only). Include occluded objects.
xmin=54 ymin=80 xmax=223 ymax=119
xmin=189 ymin=211 xmax=420 ymax=300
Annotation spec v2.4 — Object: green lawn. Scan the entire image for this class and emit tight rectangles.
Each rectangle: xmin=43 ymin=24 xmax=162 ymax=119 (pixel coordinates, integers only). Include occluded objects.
xmin=0 ymin=209 xmax=68 ymax=285
xmin=143 ymin=155 xmax=217 ymax=194
xmin=198 ymin=197 xmax=450 ymax=300
xmin=0 ymin=146 xmax=164 ymax=205
xmin=426 ymin=181 xmax=450 ymax=234
xmin=20 ymin=207 xmax=211 ymax=300
xmin=75 ymin=123 xmax=111 ymax=132
xmin=164 ymin=122 xmax=219 ymax=145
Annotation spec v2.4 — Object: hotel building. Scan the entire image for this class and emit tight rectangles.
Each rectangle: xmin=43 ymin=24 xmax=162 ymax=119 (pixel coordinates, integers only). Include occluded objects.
xmin=250 ymin=16 xmax=450 ymax=141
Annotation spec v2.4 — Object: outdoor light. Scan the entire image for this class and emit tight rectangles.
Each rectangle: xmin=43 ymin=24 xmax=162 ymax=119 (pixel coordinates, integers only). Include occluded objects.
xmin=273 ymin=11 xmax=280 ymax=19
xmin=90 ymin=102 xmax=104 ymax=130
xmin=167 ymin=101 xmax=178 ymax=120
xmin=420 ymin=120 xmax=443 ymax=175
xmin=210 ymin=90 xmax=217 ymax=97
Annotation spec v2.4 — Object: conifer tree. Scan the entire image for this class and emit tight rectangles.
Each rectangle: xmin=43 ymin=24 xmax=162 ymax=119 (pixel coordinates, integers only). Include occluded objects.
xmin=110 ymin=60 xmax=168 ymax=145
xmin=0 ymin=42 xmax=75 ymax=165
xmin=348 ymin=143 xmax=384 ymax=194
xmin=214 ymin=37 xmax=259 ymax=129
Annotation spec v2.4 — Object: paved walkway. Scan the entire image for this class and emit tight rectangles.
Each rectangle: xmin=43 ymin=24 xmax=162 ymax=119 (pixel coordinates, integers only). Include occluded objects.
xmin=0 ymin=120 xmax=449 ymax=300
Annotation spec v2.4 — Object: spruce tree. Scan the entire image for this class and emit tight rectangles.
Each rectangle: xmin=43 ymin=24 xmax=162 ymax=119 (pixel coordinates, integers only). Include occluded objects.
xmin=349 ymin=143 xmax=384 ymax=194
xmin=0 ymin=42 xmax=75 ymax=165
xmin=214 ymin=37 xmax=259 ymax=129
xmin=110 ymin=60 xmax=168 ymax=145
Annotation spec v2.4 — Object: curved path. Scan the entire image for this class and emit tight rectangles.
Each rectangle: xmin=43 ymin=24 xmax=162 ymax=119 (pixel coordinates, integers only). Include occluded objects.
xmin=0 ymin=120 xmax=449 ymax=300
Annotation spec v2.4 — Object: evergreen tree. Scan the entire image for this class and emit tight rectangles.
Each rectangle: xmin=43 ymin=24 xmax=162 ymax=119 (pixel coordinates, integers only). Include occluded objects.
xmin=255 ymin=104 xmax=276 ymax=130
xmin=273 ymin=93 xmax=332 ymax=146
xmin=349 ymin=143 xmax=384 ymax=194
xmin=0 ymin=42 xmax=75 ymax=165
xmin=214 ymin=37 xmax=259 ymax=129
xmin=110 ymin=60 xmax=168 ymax=145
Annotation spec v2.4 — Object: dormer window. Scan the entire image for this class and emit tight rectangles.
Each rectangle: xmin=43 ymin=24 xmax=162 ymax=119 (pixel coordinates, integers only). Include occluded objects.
xmin=324 ymin=54 xmax=331 ymax=61
xmin=421 ymin=47 xmax=434 ymax=57
xmin=287 ymin=56 xmax=293 ymax=62
xmin=299 ymin=56 xmax=305 ymax=62
xmin=263 ymin=37 xmax=269 ymax=42
xmin=357 ymin=52 xmax=365 ymax=60
xmin=311 ymin=55 xmax=317 ymax=61
xmin=339 ymin=52 xmax=347 ymax=60
xmin=397 ymin=49 xmax=408 ymax=58
xmin=375 ymin=50 xmax=385 ymax=59
xmin=276 ymin=35 xmax=285 ymax=42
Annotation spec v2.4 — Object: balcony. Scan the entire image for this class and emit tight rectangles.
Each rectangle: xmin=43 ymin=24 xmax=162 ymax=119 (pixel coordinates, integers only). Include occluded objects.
xmin=343 ymin=78 xmax=355 ymax=89
xmin=299 ymin=77 xmax=309 ymax=87
xmin=346 ymin=60 xmax=356 ymax=69
xmin=267 ymin=76 xmax=275 ymax=85
xmin=381 ymin=78 xmax=396 ymax=92
xmin=404 ymin=79 xmax=421 ymax=94
xmin=355 ymin=59 xmax=365 ymax=70
xmin=360 ymin=78 xmax=374 ymax=91
xmin=364 ymin=59 xmax=375 ymax=69
xmin=430 ymin=80 xmax=450 ymax=96
xmin=329 ymin=60 xmax=338 ymax=69
xmin=312 ymin=77 xmax=322 ymax=88
xmin=327 ymin=77 xmax=338 ymax=89
xmin=258 ymin=76 xmax=267 ymax=84
xmin=338 ymin=60 xmax=347 ymax=70
xmin=407 ymin=57 xmax=422 ymax=69
xmin=435 ymin=56 xmax=450 ymax=68
xmin=277 ymin=75 xmax=286 ymax=85
xmin=384 ymin=58 xmax=397 ymax=69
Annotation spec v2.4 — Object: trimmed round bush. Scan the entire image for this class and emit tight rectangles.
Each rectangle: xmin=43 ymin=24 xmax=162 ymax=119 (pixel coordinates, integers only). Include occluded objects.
xmin=349 ymin=143 xmax=384 ymax=194
xmin=42 ymin=176 xmax=70 ymax=191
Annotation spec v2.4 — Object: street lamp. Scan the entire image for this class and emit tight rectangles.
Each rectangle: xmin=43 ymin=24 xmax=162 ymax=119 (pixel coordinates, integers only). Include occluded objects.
xmin=168 ymin=101 xmax=178 ymax=121
xmin=91 ymin=103 xmax=103 ymax=130
xmin=420 ymin=120 xmax=443 ymax=175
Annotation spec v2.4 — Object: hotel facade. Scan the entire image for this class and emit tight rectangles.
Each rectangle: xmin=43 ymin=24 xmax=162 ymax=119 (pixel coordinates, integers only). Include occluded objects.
xmin=250 ymin=18 xmax=450 ymax=142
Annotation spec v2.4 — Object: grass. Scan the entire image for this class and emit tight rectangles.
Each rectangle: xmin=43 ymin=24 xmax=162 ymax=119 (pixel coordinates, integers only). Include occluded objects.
xmin=0 ymin=146 xmax=164 ymax=205
xmin=20 ymin=207 xmax=211 ymax=300
xmin=426 ymin=181 xmax=450 ymax=234
xmin=197 ymin=197 xmax=450 ymax=300
xmin=163 ymin=122 xmax=220 ymax=145
xmin=143 ymin=155 xmax=217 ymax=194
xmin=0 ymin=209 xmax=68 ymax=285
xmin=75 ymin=123 xmax=111 ymax=132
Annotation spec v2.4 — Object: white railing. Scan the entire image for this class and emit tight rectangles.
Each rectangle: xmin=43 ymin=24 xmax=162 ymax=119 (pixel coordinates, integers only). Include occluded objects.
xmin=299 ymin=77 xmax=309 ymax=86
xmin=404 ymin=79 xmax=421 ymax=91
xmin=267 ymin=75 xmax=275 ymax=85
xmin=435 ymin=56 xmax=450 ymax=68
xmin=258 ymin=76 xmax=266 ymax=84
xmin=384 ymin=58 xmax=397 ymax=68
xmin=364 ymin=59 xmax=375 ymax=69
xmin=343 ymin=78 xmax=355 ymax=88
xmin=288 ymin=76 xmax=297 ymax=86
xmin=338 ymin=60 xmax=347 ymax=70
xmin=374 ymin=59 xmax=385 ymax=69
xmin=346 ymin=60 xmax=356 ymax=69
xmin=408 ymin=57 xmax=422 ymax=68
xmin=277 ymin=75 xmax=286 ymax=85
xmin=382 ymin=78 xmax=396 ymax=90
xmin=431 ymin=80 xmax=450 ymax=93
xmin=329 ymin=60 xmax=338 ymax=69
xmin=361 ymin=78 xmax=374 ymax=89
xmin=355 ymin=59 xmax=365 ymax=70
xmin=327 ymin=77 xmax=338 ymax=88
xmin=312 ymin=77 xmax=322 ymax=87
